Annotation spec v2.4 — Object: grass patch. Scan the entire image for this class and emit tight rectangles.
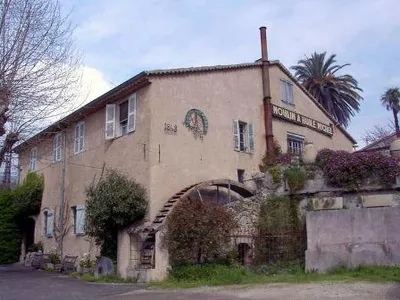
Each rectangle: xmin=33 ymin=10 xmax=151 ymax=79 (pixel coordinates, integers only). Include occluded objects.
xmin=70 ymin=272 xmax=137 ymax=284
xmin=149 ymin=264 xmax=400 ymax=289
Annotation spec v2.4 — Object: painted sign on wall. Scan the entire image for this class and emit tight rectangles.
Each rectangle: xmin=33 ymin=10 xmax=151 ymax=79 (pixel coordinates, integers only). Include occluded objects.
xmin=272 ymin=104 xmax=333 ymax=136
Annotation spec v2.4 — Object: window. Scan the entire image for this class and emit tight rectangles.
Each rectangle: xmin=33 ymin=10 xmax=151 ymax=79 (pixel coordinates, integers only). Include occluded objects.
xmin=43 ymin=209 xmax=54 ymax=238
xmin=29 ymin=147 xmax=37 ymax=171
xmin=287 ymin=133 xmax=304 ymax=155
xmin=71 ymin=205 xmax=85 ymax=235
xmin=74 ymin=121 xmax=85 ymax=154
xmin=237 ymin=169 xmax=245 ymax=183
xmin=281 ymin=80 xmax=294 ymax=105
xmin=233 ymin=120 xmax=254 ymax=153
xmin=105 ymin=93 xmax=137 ymax=139
xmin=53 ymin=133 xmax=63 ymax=162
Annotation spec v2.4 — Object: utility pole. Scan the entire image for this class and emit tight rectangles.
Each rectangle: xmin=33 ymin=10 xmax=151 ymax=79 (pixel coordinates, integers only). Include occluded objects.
xmin=59 ymin=131 xmax=66 ymax=257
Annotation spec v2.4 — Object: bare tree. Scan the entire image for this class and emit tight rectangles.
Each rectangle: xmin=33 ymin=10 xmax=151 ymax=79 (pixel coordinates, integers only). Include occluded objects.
xmin=362 ymin=122 xmax=395 ymax=145
xmin=0 ymin=0 xmax=81 ymax=168
xmin=53 ymin=199 xmax=71 ymax=257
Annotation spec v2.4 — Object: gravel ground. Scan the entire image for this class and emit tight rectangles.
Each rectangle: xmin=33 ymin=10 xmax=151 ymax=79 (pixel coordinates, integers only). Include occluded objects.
xmin=1 ymin=265 xmax=399 ymax=300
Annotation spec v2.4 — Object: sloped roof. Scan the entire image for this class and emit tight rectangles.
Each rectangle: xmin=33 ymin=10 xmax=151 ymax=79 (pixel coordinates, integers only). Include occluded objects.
xmin=358 ymin=132 xmax=396 ymax=152
xmin=14 ymin=60 xmax=356 ymax=152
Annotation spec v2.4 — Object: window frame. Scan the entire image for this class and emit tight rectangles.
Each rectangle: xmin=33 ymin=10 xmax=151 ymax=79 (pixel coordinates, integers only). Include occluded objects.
xmin=280 ymin=79 xmax=294 ymax=105
xmin=53 ymin=133 xmax=63 ymax=162
xmin=287 ymin=133 xmax=304 ymax=155
xmin=74 ymin=121 xmax=85 ymax=154
xmin=72 ymin=205 xmax=85 ymax=235
xmin=29 ymin=147 xmax=37 ymax=171
xmin=233 ymin=120 xmax=254 ymax=153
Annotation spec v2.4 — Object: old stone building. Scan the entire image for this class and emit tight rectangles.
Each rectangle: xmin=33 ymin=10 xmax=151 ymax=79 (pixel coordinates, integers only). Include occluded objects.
xmin=15 ymin=27 xmax=355 ymax=280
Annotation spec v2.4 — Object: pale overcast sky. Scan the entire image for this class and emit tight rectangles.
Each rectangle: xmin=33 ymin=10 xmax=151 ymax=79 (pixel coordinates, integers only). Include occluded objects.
xmin=64 ymin=0 xmax=400 ymax=146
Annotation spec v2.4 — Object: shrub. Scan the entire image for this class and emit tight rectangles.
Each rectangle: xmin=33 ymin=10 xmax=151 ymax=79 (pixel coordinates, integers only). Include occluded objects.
xmin=316 ymin=149 xmax=400 ymax=188
xmin=268 ymin=166 xmax=282 ymax=184
xmin=256 ymin=195 xmax=305 ymax=265
xmin=165 ymin=198 xmax=237 ymax=265
xmin=0 ymin=190 xmax=20 ymax=264
xmin=27 ymin=241 xmax=43 ymax=252
xmin=85 ymin=170 xmax=148 ymax=260
xmin=284 ymin=165 xmax=307 ymax=193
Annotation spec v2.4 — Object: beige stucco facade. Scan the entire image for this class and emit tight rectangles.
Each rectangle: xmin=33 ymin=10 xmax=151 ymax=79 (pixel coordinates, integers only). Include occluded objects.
xmin=16 ymin=62 xmax=355 ymax=277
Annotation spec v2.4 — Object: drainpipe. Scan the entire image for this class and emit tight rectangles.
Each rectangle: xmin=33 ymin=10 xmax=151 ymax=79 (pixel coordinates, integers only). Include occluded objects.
xmin=259 ymin=26 xmax=274 ymax=157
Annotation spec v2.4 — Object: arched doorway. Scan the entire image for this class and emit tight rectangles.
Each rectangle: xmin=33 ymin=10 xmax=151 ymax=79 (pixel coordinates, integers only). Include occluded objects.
xmin=20 ymin=217 xmax=35 ymax=261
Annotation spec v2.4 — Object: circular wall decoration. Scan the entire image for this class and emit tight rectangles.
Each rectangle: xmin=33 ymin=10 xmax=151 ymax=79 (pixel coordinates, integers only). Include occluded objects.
xmin=184 ymin=109 xmax=208 ymax=139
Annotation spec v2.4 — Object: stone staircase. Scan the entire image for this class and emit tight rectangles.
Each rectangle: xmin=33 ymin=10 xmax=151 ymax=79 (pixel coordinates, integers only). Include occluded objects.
xmin=139 ymin=184 xmax=197 ymax=268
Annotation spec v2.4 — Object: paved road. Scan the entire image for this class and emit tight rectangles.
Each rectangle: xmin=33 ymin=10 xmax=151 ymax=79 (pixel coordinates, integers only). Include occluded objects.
xmin=1 ymin=265 xmax=399 ymax=300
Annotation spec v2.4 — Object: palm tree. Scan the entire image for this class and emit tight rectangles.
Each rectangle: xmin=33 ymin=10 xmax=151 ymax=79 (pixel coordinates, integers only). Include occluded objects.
xmin=291 ymin=52 xmax=363 ymax=127
xmin=381 ymin=87 xmax=400 ymax=137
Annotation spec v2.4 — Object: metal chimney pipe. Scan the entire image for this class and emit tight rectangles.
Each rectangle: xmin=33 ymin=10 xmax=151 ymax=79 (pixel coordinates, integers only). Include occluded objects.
xmin=259 ymin=26 xmax=274 ymax=157
xmin=259 ymin=26 xmax=268 ymax=61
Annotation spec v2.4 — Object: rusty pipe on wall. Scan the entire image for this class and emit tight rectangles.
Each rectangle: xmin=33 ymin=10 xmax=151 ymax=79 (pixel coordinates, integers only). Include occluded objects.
xmin=259 ymin=26 xmax=274 ymax=157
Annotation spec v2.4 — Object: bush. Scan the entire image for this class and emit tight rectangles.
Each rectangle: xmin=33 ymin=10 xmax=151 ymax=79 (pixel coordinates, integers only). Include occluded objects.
xmin=316 ymin=149 xmax=400 ymax=188
xmin=0 ymin=190 xmax=20 ymax=264
xmin=284 ymin=165 xmax=307 ymax=193
xmin=165 ymin=198 xmax=237 ymax=265
xmin=268 ymin=166 xmax=282 ymax=184
xmin=85 ymin=170 xmax=148 ymax=260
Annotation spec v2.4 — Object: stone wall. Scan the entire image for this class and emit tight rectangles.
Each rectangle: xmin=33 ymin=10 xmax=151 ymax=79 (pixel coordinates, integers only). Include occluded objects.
xmin=306 ymin=207 xmax=400 ymax=273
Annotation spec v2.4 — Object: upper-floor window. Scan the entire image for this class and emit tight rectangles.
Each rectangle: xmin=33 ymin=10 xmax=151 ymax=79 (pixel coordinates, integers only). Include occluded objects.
xmin=53 ymin=133 xmax=63 ymax=162
xmin=105 ymin=93 xmax=137 ymax=140
xmin=29 ymin=147 xmax=37 ymax=171
xmin=287 ymin=133 xmax=304 ymax=155
xmin=43 ymin=209 xmax=54 ymax=238
xmin=233 ymin=120 xmax=254 ymax=153
xmin=281 ymin=79 xmax=294 ymax=105
xmin=74 ymin=121 xmax=85 ymax=154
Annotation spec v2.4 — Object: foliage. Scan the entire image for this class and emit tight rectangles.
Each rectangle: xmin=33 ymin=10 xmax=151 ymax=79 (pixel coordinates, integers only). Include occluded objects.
xmin=256 ymin=195 xmax=305 ymax=265
xmin=0 ymin=190 xmax=20 ymax=264
xmin=291 ymin=52 xmax=363 ymax=127
xmin=284 ymin=165 xmax=308 ymax=193
xmin=151 ymin=265 xmax=400 ymax=289
xmin=13 ymin=173 xmax=44 ymax=221
xmin=79 ymin=253 xmax=96 ymax=269
xmin=70 ymin=273 xmax=137 ymax=283
xmin=49 ymin=252 xmax=61 ymax=265
xmin=85 ymin=170 xmax=147 ymax=260
xmin=165 ymin=198 xmax=237 ymax=265
xmin=381 ymin=87 xmax=400 ymax=137
xmin=316 ymin=149 xmax=400 ymax=188
xmin=259 ymin=140 xmax=294 ymax=172
xmin=27 ymin=241 xmax=43 ymax=252
xmin=268 ymin=166 xmax=282 ymax=184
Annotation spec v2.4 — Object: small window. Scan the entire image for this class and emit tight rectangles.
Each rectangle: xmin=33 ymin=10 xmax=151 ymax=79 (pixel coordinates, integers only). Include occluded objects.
xmin=237 ymin=169 xmax=245 ymax=183
xmin=53 ymin=133 xmax=63 ymax=162
xmin=74 ymin=121 xmax=85 ymax=154
xmin=43 ymin=210 xmax=54 ymax=238
xmin=72 ymin=205 xmax=85 ymax=235
xmin=233 ymin=120 xmax=254 ymax=153
xmin=287 ymin=133 xmax=304 ymax=155
xmin=29 ymin=147 xmax=37 ymax=171
xmin=281 ymin=80 xmax=294 ymax=105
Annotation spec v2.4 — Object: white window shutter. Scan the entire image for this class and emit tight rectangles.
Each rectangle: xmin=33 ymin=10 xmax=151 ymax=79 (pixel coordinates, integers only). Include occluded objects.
xmin=248 ymin=123 xmax=254 ymax=152
xmin=128 ymin=93 xmax=137 ymax=133
xmin=280 ymin=80 xmax=286 ymax=102
xmin=74 ymin=125 xmax=79 ymax=153
xmin=80 ymin=122 xmax=85 ymax=151
xmin=48 ymin=210 xmax=54 ymax=238
xmin=105 ymin=104 xmax=116 ymax=139
xmin=76 ymin=205 xmax=85 ymax=234
xmin=233 ymin=120 xmax=239 ymax=151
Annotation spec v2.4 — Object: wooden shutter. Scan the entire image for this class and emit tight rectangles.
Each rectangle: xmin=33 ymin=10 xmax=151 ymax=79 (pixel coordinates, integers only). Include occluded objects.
xmin=76 ymin=205 xmax=85 ymax=234
xmin=248 ymin=123 xmax=254 ymax=152
xmin=280 ymin=80 xmax=286 ymax=102
xmin=47 ymin=210 xmax=54 ymax=238
xmin=74 ymin=124 xmax=80 ymax=153
xmin=233 ymin=120 xmax=239 ymax=151
xmin=128 ymin=93 xmax=137 ymax=133
xmin=105 ymin=104 xmax=116 ymax=139
xmin=79 ymin=122 xmax=85 ymax=152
